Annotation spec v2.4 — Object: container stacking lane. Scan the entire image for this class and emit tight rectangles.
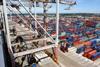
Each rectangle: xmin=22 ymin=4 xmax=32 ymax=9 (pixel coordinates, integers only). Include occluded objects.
xmin=58 ymin=47 xmax=99 ymax=67
xmin=58 ymin=49 xmax=85 ymax=67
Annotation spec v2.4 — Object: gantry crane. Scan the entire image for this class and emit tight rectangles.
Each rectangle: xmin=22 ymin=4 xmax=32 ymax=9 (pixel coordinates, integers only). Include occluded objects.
xmin=2 ymin=0 xmax=76 ymax=66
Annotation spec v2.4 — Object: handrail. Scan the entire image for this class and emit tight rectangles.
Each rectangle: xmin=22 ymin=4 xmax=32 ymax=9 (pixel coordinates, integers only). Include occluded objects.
xmin=8 ymin=0 xmax=32 ymax=29
xmin=8 ymin=7 xmax=35 ymax=49
xmin=17 ymin=0 xmax=56 ymax=43
xmin=9 ymin=0 xmax=32 ymax=26
xmin=9 ymin=0 xmax=41 ymax=41
xmin=9 ymin=0 xmax=43 ymax=38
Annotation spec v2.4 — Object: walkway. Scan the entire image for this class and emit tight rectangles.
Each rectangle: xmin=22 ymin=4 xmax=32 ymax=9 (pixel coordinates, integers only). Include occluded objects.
xmin=0 ymin=31 xmax=5 ymax=67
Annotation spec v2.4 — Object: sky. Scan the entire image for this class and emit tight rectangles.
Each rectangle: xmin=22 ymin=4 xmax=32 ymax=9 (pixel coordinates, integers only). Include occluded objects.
xmin=71 ymin=0 xmax=100 ymax=13
xmin=17 ymin=0 xmax=100 ymax=13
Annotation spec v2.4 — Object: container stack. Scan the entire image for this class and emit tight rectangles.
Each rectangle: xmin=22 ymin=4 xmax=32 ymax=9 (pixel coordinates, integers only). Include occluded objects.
xmin=48 ymin=17 xmax=100 ymax=62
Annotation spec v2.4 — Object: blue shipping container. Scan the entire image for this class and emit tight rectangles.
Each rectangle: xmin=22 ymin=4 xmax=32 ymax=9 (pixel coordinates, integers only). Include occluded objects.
xmin=32 ymin=64 xmax=36 ymax=67
xmin=91 ymin=52 xmax=100 ymax=59
xmin=76 ymin=46 xmax=85 ymax=54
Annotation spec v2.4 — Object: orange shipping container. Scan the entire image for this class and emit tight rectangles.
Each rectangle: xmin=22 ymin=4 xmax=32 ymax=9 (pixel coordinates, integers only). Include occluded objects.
xmin=73 ymin=41 xmax=84 ymax=46
xmin=84 ymin=41 xmax=92 ymax=46
xmin=73 ymin=41 xmax=80 ymax=46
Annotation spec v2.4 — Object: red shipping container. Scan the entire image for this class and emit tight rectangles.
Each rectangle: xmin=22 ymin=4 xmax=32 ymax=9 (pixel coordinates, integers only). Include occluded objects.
xmin=83 ymin=48 xmax=93 ymax=57
xmin=97 ymin=56 xmax=100 ymax=59
xmin=86 ymin=31 xmax=92 ymax=35
xmin=85 ymin=20 xmax=95 ymax=27
xmin=59 ymin=36 xmax=67 ymax=40
xmin=73 ymin=35 xmax=79 ymax=38
xmin=83 ymin=53 xmax=88 ymax=57
xmin=84 ymin=48 xmax=93 ymax=53
xmin=68 ymin=28 xmax=75 ymax=32
xmin=50 ymin=32 xmax=56 ymax=36
xmin=87 ymin=50 xmax=97 ymax=58
xmin=84 ymin=41 xmax=92 ymax=46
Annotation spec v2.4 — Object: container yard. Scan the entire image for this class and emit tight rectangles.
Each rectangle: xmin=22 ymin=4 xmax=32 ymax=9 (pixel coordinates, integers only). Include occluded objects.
xmin=0 ymin=0 xmax=100 ymax=67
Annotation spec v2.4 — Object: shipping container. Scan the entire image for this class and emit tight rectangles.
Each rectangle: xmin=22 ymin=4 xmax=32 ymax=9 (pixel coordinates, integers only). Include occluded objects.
xmin=87 ymin=50 xmax=97 ymax=58
xmin=83 ymin=48 xmax=93 ymax=57
xmin=76 ymin=46 xmax=85 ymax=54
xmin=91 ymin=52 xmax=100 ymax=60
